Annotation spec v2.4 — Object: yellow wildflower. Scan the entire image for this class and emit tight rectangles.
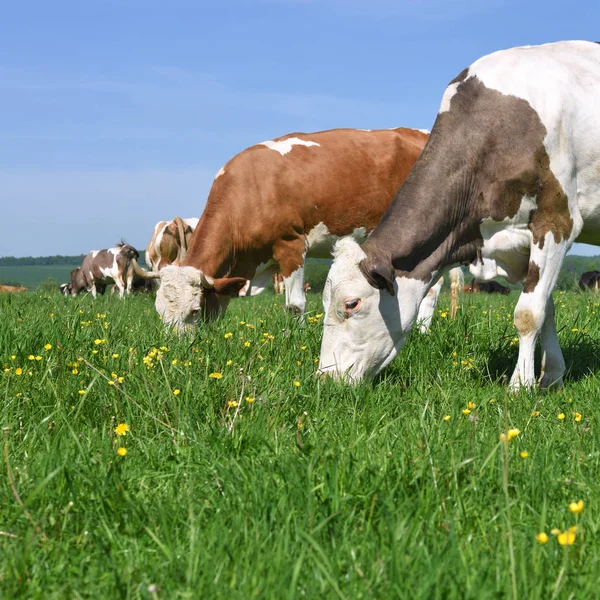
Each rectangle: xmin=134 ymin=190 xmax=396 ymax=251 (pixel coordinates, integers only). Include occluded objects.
xmin=44 ymin=344 xmax=52 ymax=350
xmin=536 ymin=532 xmax=548 ymax=544
xmin=72 ymin=368 xmax=79 ymax=375
xmin=78 ymin=390 xmax=86 ymax=396
xmin=227 ymin=400 xmax=238 ymax=408
xmin=574 ymin=412 xmax=582 ymax=422
xmin=531 ymin=411 xmax=540 ymax=417
xmin=569 ymin=500 xmax=584 ymax=514
xmin=226 ymin=360 xmax=233 ymax=366
xmin=246 ymin=397 xmax=255 ymax=403
xmin=297 ymin=422 xmax=304 ymax=430
xmin=558 ymin=413 xmax=565 ymax=421
xmin=551 ymin=528 xmax=561 ymax=536
xmin=28 ymin=355 xmax=34 ymax=361
xmin=117 ymin=447 xmax=127 ymax=457
xmin=557 ymin=530 xmax=576 ymax=546
xmin=35 ymin=356 xmax=42 ymax=361
xmin=443 ymin=415 xmax=451 ymax=422
xmin=15 ymin=368 xmax=22 ymax=376
xmin=209 ymin=372 xmax=223 ymax=379
xmin=114 ymin=423 xmax=130 ymax=436
xmin=244 ymin=341 xmax=251 ymax=348
xmin=520 ymin=451 xmax=529 ymax=459
xmin=173 ymin=389 xmax=181 ymax=396
xmin=467 ymin=401 xmax=477 ymax=409
xmin=92 ymin=350 xmax=98 ymax=355
xmin=224 ymin=333 xmax=233 ymax=339
xmin=300 ymin=346 xmax=307 ymax=351
xmin=112 ymin=353 xmax=119 ymax=359
xmin=293 ymin=381 xmax=300 ymax=387
xmin=462 ymin=409 xmax=471 ymax=415
xmin=107 ymin=380 xmax=115 ymax=386
xmin=507 ymin=428 xmax=520 ymax=440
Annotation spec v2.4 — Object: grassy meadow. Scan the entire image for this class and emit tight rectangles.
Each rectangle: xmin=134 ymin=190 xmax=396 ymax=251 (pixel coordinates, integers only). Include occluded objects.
xmin=1 ymin=288 xmax=600 ymax=598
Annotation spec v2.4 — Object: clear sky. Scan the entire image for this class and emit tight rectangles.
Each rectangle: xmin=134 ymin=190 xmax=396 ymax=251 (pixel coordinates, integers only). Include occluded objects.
xmin=1 ymin=0 xmax=599 ymax=257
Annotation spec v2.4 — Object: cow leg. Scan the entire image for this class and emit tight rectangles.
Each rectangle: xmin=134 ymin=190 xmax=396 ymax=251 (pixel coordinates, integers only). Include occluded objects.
xmin=90 ymin=282 xmax=98 ymax=299
xmin=273 ymin=237 xmax=307 ymax=315
xmin=114 ymin=275 xmax=126 ymax=298
xmin=244 ymin=261 xmax=278 ymax=297
xmin=416 ymin=276 xmax=443 ymax=333
xmin=509 ymin=239 xmax=567 ymax=391
xmin=539 ymin=295 xmax=566 ymax=388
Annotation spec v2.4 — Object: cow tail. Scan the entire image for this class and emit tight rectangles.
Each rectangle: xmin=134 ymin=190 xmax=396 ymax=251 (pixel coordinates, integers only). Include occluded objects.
xmin=449 ymin=267 xmax=464 ymax=319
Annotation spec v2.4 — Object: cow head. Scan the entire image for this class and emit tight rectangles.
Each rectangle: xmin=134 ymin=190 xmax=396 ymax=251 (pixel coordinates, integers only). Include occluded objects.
xmin=155 ymin=265 xmax=247 ymax=330
xmin=318 ymin=238 xmax=428 ymax=382
xmin=67 ymin=267 xmax=88 ymax=296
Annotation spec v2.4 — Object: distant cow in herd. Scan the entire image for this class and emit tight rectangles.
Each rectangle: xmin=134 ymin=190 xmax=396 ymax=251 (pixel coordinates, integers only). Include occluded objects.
xmin=61 ymin=243 xmax=158 ymax=298
xmin=155 ymin=126 xmax=444 ymax=328
xmin=318 ymin=40 xmax=600 ymax=391
xmin=0 ymin=285 xmax=27 ymax=293
xmin=579 ymin=271 xmax=600 ymax=291
xmin=146 ymin=217 xmax=199 ymax=271
xmin=467 ymin=280 xmax=511 ymax=295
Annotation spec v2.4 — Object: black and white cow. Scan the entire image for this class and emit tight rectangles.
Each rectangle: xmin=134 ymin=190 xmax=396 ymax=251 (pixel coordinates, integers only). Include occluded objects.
xmin=319 ymin=40 xmax=600 ymax=390
xmin=63 ymin=243 xmax=159 ymax=298
xmin=579 ymin=270 xmax=600 ymax=291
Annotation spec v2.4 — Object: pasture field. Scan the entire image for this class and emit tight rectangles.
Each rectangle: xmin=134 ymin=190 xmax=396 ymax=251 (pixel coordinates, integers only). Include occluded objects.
xmin=1 ymin=289 xmax=600 ymax=598
xmin=0 ymin=265 xmax=79 ymax=288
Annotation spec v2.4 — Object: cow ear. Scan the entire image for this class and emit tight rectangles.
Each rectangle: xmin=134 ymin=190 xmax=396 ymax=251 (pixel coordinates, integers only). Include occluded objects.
xmin=212 ymin=277 xmax=248 ymax=298
xmin=359 ymin=259 xmax=396 ymax=296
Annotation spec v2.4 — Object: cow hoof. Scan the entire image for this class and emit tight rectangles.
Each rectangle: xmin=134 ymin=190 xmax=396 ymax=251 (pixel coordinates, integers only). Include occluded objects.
xmin=539 ymin=373 xmax=564 ymax=390
xmin=285 ymin=304 xmax=304 ymax=316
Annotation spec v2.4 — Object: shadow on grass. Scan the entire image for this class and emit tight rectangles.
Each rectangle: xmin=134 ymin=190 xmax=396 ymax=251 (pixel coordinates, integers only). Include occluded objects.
xmin=485 ymin=332 xmax=600 ymax=384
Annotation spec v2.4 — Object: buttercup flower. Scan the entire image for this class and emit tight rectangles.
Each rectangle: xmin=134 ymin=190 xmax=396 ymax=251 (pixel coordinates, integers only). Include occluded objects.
xmin=15 ymin=368 xmax=22 ymax=376
xmin=574 ymin=412 xmax=582 ymax=422
xmin=224 ymin=333 xmax=233 ymax=339
xmin=551 ymin=528 xmax=561 ymax=536
xmin=173 ymin=389 xmax=181 ymax=396
xmin=117 ymin=447 xmax=127 ymax=457
xmin=293 ymin=381 xmax=300 ymax=387
xmin=209 ymin=372 xmax=223 ymax=379
xmin=536 ymin=532 xmax=548 ymax=544
xmin=569 ymin=500 xmax=584 ymax=514
xmin=44 ymin=344 xmax=52 ymax=350
xmin=246 ymin=397 xmax=255 ymax=403
xmin=443 ymin=415 xmax=451 ymax=422
xmin=520 ymin=451 xmax=529 ymax=458
xmin=467 ymin=401 xmax=477 ymax=409
xmin=227 ymin=400 xmax=238 ymax=408
xmin=114 ymin=423 xmax=130 ymax=436
xmin=558 ymin=413 xmax=565 ymax=421
xmin=557 ymin=530 xmax=576 ymax=546
xmin=462 ymin=409 xmax=471 ymax=415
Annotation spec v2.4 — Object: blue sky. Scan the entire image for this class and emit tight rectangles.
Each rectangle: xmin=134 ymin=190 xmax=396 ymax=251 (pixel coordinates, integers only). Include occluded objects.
xmin=1 ymin=0 xmax=599 ymax=257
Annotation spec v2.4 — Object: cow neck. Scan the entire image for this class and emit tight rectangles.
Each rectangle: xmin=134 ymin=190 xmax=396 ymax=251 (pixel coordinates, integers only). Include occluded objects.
xmin=182 ymin=213 xmax=236 ymax=279
xmin=361 ymin=125 xmax=483 ymax=284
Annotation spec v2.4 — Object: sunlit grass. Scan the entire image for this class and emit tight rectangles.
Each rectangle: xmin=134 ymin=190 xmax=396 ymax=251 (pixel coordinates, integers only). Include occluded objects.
xmin=1 ymin=289 xmax=600 ymax=598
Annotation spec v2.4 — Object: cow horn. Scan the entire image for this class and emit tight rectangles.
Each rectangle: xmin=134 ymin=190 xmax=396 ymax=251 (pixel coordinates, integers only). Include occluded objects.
xmin=199 ymin=271 xmax=214 ymax=288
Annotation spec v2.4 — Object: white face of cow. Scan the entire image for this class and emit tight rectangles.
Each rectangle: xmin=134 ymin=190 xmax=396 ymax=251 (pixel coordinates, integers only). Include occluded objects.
xmin=318 ymin=239 xmax=428 ymax=382
xmin=155 ymin=266 xmax=209 ymax=331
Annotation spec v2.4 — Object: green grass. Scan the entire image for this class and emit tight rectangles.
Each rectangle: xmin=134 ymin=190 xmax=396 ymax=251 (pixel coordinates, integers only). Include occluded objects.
xmin=1 ymin=289 xmax=600 ymax=598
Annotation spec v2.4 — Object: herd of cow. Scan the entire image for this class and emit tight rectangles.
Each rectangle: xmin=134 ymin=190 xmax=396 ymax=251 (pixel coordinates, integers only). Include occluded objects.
xmin=51 ymin=41 xmax=600 ymax=390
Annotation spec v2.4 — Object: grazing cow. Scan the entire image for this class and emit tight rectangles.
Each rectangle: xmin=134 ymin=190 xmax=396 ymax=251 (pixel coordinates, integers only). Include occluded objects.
xmin=579 ymin=270 xmax=600 ymax=291
xmin=64 ymin=244 xmax=159 ymax=298
xmin=303 ymin=282 xmax=311 ymax=293
xmin=146 ymin=217 xmax=199 ymax=271
xmin=272 ymin=273 xmax=285 ymax=295
xmin=155 ymin=127 xmax=432 ymax=328
xmin=469 ymin=280 xmax=511 ymax=295
xmin=318 ymin=41 xmax=600 ymax=390
xmin=0 ymin=285 xmax=27 ymax=293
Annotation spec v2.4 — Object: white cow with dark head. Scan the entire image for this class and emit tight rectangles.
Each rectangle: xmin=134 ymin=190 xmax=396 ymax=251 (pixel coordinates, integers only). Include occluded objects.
xmin=319 ymin=41 xmax=600 ymax=390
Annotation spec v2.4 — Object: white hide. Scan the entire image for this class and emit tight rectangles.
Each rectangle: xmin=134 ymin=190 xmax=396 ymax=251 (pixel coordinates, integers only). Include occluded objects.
xmin=416 ymin=276 xmax=443 ymax=333
xmin=318 ymin=238 xmax=428 ymax=381
xmin=259 ymin=138 xmax=320 ymax=156
xmin=155 ymin=265 xmax=205 ymax=330
xmin=215 ymin=166 xmax=226 ymax=179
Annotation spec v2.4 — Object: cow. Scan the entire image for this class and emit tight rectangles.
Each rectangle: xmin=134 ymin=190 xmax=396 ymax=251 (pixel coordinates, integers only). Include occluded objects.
xmin=146 ymin=217 xmax=199 ymax=271
xmin=155 ymin=127 xmax=432 ymax=328
xmin=64 ymin=243 xmax=159 ymax=298
xmin=469 ymin=280 xmax=511 ymax=295
xmin=579 ymin=270 xmax=600 ymax=291
xmin=318 ymin=41 xmax=600 ymax=391
xmin=0 ymin=285 xmax=27 ymax=293
xmin=272 ymin=273 xmax=285 ymax=295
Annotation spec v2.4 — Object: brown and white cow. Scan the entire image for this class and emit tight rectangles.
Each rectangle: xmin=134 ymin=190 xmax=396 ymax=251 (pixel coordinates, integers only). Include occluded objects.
xmin=319 ymin=41 xmax=600 ymax=390
xmin=579 ymin=271 xmax=600 ymax=291
xmin=155 ymin=127 xmax=432 ymax=327
xmin=469 ymin=280 xmax=511 ymax=295
xmin=64 ymin=243 xmax=159 ymax=298
xmin=146 ymin=217 xmax=199 ymax=271
xmin=0 ymin=285 xmax=27 ymax=293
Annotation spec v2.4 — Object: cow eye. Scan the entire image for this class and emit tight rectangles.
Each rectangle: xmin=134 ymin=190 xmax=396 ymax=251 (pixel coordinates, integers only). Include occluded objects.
xmin=344 ymin=298 xmax=361 ymax=315
xmin=190 ymin=307 xmax=200 ymax=317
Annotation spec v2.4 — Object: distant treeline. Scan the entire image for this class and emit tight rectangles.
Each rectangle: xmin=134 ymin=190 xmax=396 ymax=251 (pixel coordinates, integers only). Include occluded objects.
xmin=0 ymin=255 xmax=87 ymax=267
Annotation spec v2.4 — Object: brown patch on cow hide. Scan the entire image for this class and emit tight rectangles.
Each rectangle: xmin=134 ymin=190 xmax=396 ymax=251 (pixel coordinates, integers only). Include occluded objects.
xmin=523 ymin=261 xmax=540 ymax=293
xmin=361 ymin=74 xmax=573 ymax=285
xmin=514 ymin=309 xmax=537 ymax=335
